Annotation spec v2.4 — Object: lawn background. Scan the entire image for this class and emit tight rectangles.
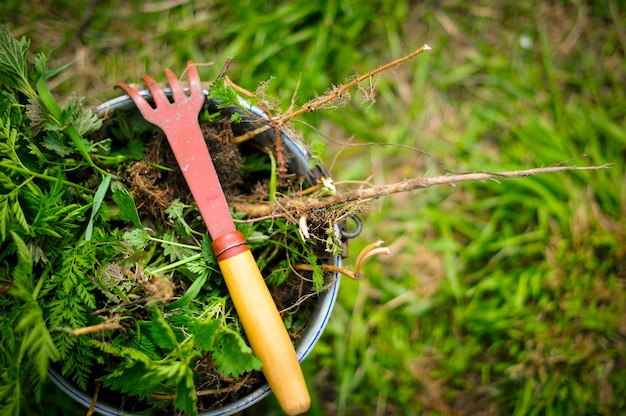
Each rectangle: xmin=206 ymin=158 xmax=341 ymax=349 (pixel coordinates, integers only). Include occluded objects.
xmin=2 ymin=0 xmax=624 ymax=415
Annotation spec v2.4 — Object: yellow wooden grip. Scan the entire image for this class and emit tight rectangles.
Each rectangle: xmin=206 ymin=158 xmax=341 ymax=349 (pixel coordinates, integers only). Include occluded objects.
xmin=218 ymin=248 xmax=311 ymax=415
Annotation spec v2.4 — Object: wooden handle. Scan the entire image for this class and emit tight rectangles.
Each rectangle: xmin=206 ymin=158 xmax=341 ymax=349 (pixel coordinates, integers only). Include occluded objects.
xmin=214 ymin=234 xmax=311 ymax=415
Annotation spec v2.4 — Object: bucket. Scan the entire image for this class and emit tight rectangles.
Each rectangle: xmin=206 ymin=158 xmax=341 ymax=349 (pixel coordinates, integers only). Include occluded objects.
xmin=48 ymin=89 xmax=346 ymax=415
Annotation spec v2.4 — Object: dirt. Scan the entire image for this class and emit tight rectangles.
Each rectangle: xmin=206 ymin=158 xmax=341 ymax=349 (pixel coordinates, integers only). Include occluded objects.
xmin=123 ymin=117 xmax=245 ymax=218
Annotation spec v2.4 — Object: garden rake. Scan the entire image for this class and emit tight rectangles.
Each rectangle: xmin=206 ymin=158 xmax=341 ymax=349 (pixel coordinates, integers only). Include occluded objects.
xmin=117 ymin=62 xmax=310 ymax=415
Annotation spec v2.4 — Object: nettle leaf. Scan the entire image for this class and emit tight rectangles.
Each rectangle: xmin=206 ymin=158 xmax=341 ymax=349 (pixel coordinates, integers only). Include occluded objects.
xmin=41 ymin=130 xmax=72 ymax=157
xmin=72 ymin=104 xmax=102 ymax=137
xmin=33 ymin=51 xmax=49 ymax=80
xmin=187 ymin=319 xmax=220 ymax=351
xmin=165 ymin=199 xmax=193 ymax=238
xmin=0 ymin=24 xmax=36 ymax=98
xmin=213 ymin=327 xmax=262 ymax=378
xmin=148 ymin=306 xmax=179 ymax=352
xmin=200 ymin=234 xmax=217 ymax=266
xmin=26 ymin=96 xmax=47 ymax=136
xmin=123 ymin=228 xmax=151 ymax=251
xmin=99 ymin=360 xmax=157 ymax=400
xmin=161 ymin=230 xmax=194 ymax=262
xmin=55 ymin=94 xmax=103 ymax=138
xmin=173 ymin=365 xmax=197 ymax=416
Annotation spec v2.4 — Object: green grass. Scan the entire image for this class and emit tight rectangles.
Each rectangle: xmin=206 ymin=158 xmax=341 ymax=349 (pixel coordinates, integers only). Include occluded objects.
xmin=3 ymin=0 xmax=625 ymax=415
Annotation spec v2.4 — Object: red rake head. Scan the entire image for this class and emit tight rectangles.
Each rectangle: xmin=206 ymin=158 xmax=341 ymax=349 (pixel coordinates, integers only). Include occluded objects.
xmin=115 ymin=61 xmax=205 ymax=136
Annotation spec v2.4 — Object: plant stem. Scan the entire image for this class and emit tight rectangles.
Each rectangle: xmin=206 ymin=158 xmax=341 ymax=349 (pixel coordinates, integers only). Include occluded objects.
xmin=3 ymin=162 xmax=94 ymax=193
xmin=148 ymin=253 xmax=202 ymax=275
xmin=275 ymin=45 xmax=432 ymax=125
xmin=231 ymin=45 xmax=432 ymax=144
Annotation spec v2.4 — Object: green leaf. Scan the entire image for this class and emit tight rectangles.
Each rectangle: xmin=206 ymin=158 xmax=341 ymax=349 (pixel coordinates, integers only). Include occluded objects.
xmin=0 ymin=379 xmax=20 ymax=416
xmin=10 ymin=197 xmax=29 ymax=234
xmin=89 ymin=339 xmax=151 ymax=364
xmin=10 ymin=230 xmax=32 ymax=283
xmin=42 ymin=60 xmax=70 ymax=79
xmin=184 ymin=259 xmax=214 ymax=277
xmin=0 ymin=200 xmax=8 ymax=242
xmin=187 ymin=319 xmax=220 ymax=351
xmin=0 ymin=24 xmax=36 ymax=98
xmin=99 ymin=360 xmax=158 ymax=400
xmin=161 ymin=230 xmax=194 ymax=262
xmin=201 ymin=234 xmax=216 ymax=265
xmin=71 ymin=101 xmax=102 ymax=136
xmin=111 ymin=182 xmax=142 ymax=228
xmin=123 ymin=228 xmax=151 ymax=250
xmin=165 ymin=199 xmax=193 ymax=238
xmin=310 ymin=139 xmax=325 ymax=167
xmin=41 ymin=130 xmax=73 ymax=156
xmin=209 ymin=77 xmax=238 ymax=108
xmin=35 ymin=76 xmax=104 ymax=174
xmin=230 ymin=112 xmax=243 ymax=123
xmin=213 ymin=328 xmax=262 ymax=378
xmin=173 ymin=365 xmax=198 ymax=416
xmin=148 ymin=306 xmax=179 ymax=352
xmin=165 ymin=273 xmax=207 ymax=311
xmin=16 ymin=304 xmax=59 ymax=379
xmin=85 ymin=173 xmax=111 ymax=241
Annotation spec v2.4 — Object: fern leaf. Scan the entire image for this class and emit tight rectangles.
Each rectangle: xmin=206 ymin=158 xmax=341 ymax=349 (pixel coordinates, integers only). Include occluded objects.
xmin=89 ymin=338 xmax=152 ymax=364
xmin=0 ymin=199 xmax=7 ymax=242
xmin=9 ymin=230 xmax=32 ymax=285
xmin=0 ymin=379 xmax=20 ymax=416
xmin=10 ymin=198 xmax=29 ymax=234
xmin=16 ymin=304 xmax=59 ymax=379
xmin=59 ymin=336 xmax=92 ymax=390
xmin=306 ymin=250 xmax=325 ymax=291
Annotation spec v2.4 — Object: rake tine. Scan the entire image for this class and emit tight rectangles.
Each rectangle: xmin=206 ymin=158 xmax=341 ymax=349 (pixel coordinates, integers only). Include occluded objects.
xmin=165 ymin=69 xmax=186 ymax=103
xmin=142 ymin=74 xmax=170 ymax=109
xmin=115 ymin=82 xmax=156 ymax=121
xmin=186 ymin=61 xmax=204 ymax=104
